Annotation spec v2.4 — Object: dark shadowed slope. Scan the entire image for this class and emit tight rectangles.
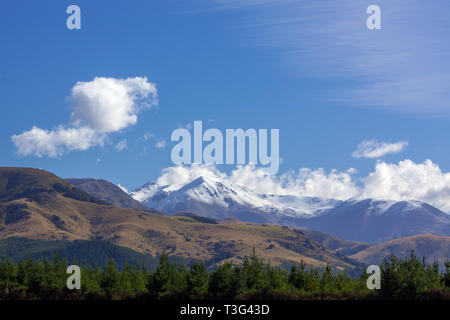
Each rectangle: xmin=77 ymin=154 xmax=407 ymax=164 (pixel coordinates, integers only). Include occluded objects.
xmin=300 ymin=229 xmax=370 ymax=256
xmin=0 ymin=167 xmax=105 ymax=205
xmin=66 ymin=178 xmax=156 ymax=212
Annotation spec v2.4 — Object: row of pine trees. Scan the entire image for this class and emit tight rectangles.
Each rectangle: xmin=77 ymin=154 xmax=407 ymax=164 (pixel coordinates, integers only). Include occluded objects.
xmin=1 ymin=250 xmax=450 ymax=299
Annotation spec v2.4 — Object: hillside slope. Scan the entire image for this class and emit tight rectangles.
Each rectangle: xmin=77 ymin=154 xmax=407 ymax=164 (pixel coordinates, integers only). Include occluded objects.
xmin=0 ymin=237 xmax=161 ymax=269
xmin=66 ymin=178 xmax=155 ymax=212
xmin=0 ymin=167 xmax=104 ymax=205
xmin=350 ymin=234 xmax=450 ymax=266
xmin=300 ymin=229 xmax=370 ymax=256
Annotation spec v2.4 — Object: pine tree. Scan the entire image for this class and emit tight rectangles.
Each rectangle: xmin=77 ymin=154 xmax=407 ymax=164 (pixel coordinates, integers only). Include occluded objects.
xmin=148 ymin=253 xmax=187 ymax=299
xmin=102 ymin=258 xmax=120 ymax=291
xmin=187 ymin=261 xmax=208 ymax=299
xmin=242 ymin=248 xmax=268 ymax=292
xmin=119 ymin=262 xmax=133 ymax=293
xmin=444 ymin=260 xmax=450 ymax=288
xmin=320 ymin=264 xmax=334 ymax=293
xmin=289 ymin=261 xmax=307 ymax=290
xmin=209 ymin=262 xmax=243 ymax=298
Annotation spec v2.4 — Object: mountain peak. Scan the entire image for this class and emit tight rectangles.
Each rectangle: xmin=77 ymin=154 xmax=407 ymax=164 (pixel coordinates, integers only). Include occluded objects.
xmin=178 ymin=176 xmax=206 ymax=192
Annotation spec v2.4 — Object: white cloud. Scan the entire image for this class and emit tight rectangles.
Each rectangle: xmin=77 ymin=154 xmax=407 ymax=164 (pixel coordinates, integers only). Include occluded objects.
xmin=352 ymin=140 xmax=408 ymax=159
xmin=142 ymin=132 xmax=155 ymax=141
xmin=12 ymin=77 xmax=157 ymax=158
xmin=156 ymin=165 xmax=228 ymax=192
xmin=152 ymin=159 xmax=450 ymax=212
xmin=154 ymin=164 xmax=359 ymax=199
xmin=155 ymin=140 xmax=166 ymax=149
xmin=69 ymin=77 xmax=157 ymax=132
xmin=115 ymin=139 xmax=127 ymax=152
xmin=203 ymin=1 xmax=450 ymax=114
xmin=11 ymin=126 xmax=104 ymax=158
xmin=361 ymin=159 xmax=450 ymax=212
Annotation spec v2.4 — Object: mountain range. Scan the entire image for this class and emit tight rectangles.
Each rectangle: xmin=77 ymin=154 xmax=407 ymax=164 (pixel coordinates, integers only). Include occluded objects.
xmin=2 ymin=166 xmax=450 ymax=271
xmin=131 ymin=176 xmax=341 ymax=222
xmin=130 ymin=175 xmax=450 ymax=244
xmin=0 ymin=167 xmax=363 ymax=273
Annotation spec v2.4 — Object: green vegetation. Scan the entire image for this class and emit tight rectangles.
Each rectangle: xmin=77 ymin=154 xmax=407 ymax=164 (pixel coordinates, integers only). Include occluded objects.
xmin=1 ymin=249 xmax=450 ymax=300
xmin=0 ymin=238 xmax=160 ymax=270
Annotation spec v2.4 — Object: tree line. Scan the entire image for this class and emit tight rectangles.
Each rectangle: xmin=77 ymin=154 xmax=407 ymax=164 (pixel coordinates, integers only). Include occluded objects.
xmin=1 ymin=250 xmax=450 ymax=300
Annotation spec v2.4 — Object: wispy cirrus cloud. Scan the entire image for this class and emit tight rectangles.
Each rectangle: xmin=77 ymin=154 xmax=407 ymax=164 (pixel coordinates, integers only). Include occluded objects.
xmin=201 ymin=0 xmax=450 ymax=114
xmin=115 ymin=139 xmax=128 ymax=152
xmin=352 ymin=140 xmax=408 ymax=159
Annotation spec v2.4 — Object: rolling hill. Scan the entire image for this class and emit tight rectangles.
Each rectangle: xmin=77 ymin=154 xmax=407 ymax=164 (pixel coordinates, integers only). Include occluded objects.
xmin=300 ymin=229 xmax=371 ymax=256
xmin=0 ymin=167 xmax=105 ymax=205
xmin=350 ymin=234 xmax=450 ymax=266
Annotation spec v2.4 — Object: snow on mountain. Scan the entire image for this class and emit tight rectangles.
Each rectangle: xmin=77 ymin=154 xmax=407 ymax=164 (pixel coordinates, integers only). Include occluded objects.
xmin=130 ymin=182 xmax=163 ymax=203
xmin=130 ymin=176 xmax=450 ymax=243
xmin=294 ymin=198 xmax=450 ymax=243
xmin=131 ymin=176 xmax=341 ymax=222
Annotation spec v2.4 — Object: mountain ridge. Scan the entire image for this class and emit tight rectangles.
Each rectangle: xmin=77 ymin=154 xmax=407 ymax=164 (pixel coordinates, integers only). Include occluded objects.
xmin=0 ymin=167 xmax=363 ymax=272
xmin=131 ymin=175 xmax=450 ymax=243
xmin=350 ymin=234 xmax=450 ymax=266
xmin=66 ymin=178 xmax=157 ymax=213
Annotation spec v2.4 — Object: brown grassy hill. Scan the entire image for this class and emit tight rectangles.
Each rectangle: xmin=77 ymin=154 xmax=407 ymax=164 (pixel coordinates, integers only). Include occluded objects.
xmin=301 ymin=229 xmax=370 ymax=256
xmin=350 ymin=234 xmax=450 ymax=265
xmin=0 ymin=167 xmax=362 ymax=272
xmin=0 ymin=167 xmax=104 ymax=204
xmin=65 ymin=178 xmax=156 ymax=212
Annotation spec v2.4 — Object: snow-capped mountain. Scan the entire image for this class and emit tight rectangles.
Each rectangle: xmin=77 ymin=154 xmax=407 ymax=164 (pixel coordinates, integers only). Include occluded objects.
xmin=130 ymin=176 xmax=340 ymax=223
xmin=292 ymin=198 xmax=450 ymax=243
xmin=131 ymin=176 xmax=450 ymax=243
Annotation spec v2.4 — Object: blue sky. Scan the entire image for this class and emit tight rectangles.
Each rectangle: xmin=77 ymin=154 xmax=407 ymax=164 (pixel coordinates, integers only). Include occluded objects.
xmin=1 ymin=0 xmax=450 ymax=203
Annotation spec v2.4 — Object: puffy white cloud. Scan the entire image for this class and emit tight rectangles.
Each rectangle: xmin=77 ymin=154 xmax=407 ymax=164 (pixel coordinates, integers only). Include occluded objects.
xmin=361 ymin=159 xmax=450 ymax=212
xmin=352 ymin=140 xmax=408 ymax=159
xmin=153 ymin=159 xmax=450 ymax=212
xmin=115 ymin=139 xmax=127 ymax=152
xmin=154 ymin=164 xmax=359 ymax=200
xmin=228 ymin=166 xmax=359 ymax=199
xmin=70 ymin=77 xmax=157 ymax=132
xmin=12 ymin=77 xmax=157 ymax=158
xmin=11 ymin=126 xmax=105 ymax=158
